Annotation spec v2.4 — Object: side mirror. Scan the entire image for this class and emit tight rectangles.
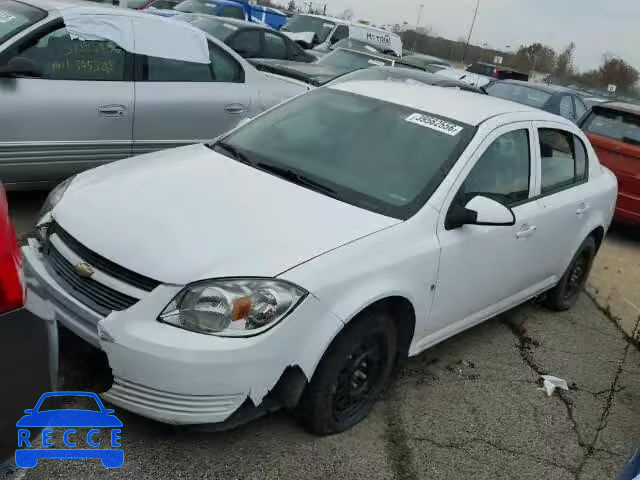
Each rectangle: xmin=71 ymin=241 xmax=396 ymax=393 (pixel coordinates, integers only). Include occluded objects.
xmin=445 ymin=195 xmax=515 ymax=230
xmin=0 ymin=57 xmax=42 ymax=78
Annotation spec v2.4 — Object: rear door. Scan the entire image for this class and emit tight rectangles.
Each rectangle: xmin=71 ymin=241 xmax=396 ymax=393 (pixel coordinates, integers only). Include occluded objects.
xmin=132 ymin=41 xmax=248 ymax=155
xmin=582 ymin=109 xmax=640 ymax=220
xmin=0 ymin=21 xmax=134 ymax=187
xmin=532 ymin=123 xmax=593 ymax=275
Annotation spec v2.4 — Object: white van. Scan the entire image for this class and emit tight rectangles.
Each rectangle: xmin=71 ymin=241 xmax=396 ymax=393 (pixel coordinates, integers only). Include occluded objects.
xmin=281 ymin=14 xmax=402 ymax=57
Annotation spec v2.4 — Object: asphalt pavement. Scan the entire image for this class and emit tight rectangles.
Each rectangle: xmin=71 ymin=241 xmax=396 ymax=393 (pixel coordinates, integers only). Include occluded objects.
xmin=4 ymin=192 xmax=639 ymax=480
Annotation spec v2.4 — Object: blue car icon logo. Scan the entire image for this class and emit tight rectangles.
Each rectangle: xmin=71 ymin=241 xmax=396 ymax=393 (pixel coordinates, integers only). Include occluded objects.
xmin=15 ymin=391 xmax=123 ymax=468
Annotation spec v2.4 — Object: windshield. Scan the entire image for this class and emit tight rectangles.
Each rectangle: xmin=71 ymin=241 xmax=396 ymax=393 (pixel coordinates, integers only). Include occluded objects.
xmin=215 ymin=89 xmax=473 ymax=219
xmin=485 ymin=82 xmax=552 ymax=108
xmin=0 ymin=0 xmax=46 ymax=45
xmin=281 ymin=14 xmax=335 ymax=43
xmin=179 ymin=14 xmax=237 ymax=41
xmin=584 ymin=109 xmax=640 ymax=146
xmin=318 ymin=49 xmax=393 ymax=70
xmin=327 ymin=68 xmax=428 ymax=86
xmin=330 ymin=38 xmax=381 ymax=54
xmin=175 ymin=0 xmax=217 ymax=14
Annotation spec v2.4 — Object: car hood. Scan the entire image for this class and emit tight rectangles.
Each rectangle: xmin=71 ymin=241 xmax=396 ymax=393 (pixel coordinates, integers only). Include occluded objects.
xmin=250 ymin=58 xmax=347 ymax=85
xmin=53 ymin=144 xmax=399 ymax=285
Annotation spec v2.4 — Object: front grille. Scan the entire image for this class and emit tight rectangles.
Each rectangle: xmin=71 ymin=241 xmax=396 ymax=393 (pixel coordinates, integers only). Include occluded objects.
xmin=48 ymin=222 xmax=160 ymax=292
xmin=45 ymin=243 xmax=139 ymax=316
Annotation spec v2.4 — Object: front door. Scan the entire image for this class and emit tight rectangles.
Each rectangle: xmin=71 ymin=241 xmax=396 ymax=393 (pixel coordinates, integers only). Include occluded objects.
xmin=428 ymin=123 xmax=551 ymax=339
xmin=132 ymin=41 xmax=249 ymax=156
xmin=0 ymin=23 xmax=134 ymax=187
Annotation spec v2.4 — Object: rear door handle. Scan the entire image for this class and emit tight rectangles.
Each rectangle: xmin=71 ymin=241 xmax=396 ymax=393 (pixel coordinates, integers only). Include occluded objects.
xmin=576 ymin=203 xmax=591 ymax=216
xmin=224 ymin=104 xmax=246 ymax=115
xmin=98 ymin=105 xmax=126 ymax=117
xmin=516 ymin=224 xmax=537 ymax=239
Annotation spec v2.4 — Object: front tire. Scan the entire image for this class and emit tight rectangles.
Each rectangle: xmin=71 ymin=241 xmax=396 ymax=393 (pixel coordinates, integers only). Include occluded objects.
xmin=544 ymin=236 xmax=596 ymax=311
xmin=296 ymin=309 xmax=397 ymax=435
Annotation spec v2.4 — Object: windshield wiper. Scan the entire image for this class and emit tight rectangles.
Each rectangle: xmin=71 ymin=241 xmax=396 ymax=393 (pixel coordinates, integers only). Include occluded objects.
xmin=255 ymin=163 xmax=341 ymax=198
xmin=210 ymin=141 xmax=253 ymax=166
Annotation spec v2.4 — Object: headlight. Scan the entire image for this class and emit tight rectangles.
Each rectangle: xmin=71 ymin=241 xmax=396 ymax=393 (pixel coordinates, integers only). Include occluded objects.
xmin=158 ymin=279 xmax=307 ymax=337
xmin=39 ymin=175 xmax=76 ymax=219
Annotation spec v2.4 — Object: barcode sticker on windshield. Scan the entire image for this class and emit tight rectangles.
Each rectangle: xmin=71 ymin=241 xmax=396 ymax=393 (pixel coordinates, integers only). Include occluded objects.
xmin=223 ymin=23 xmax=239 ymax=30
xmin=323 ymin=23 xmax=334 ymax=28
xmin=405 ymin=113 xmax=463 ymax=136
xmin=0 ymin=11 xmax=16 ymax=23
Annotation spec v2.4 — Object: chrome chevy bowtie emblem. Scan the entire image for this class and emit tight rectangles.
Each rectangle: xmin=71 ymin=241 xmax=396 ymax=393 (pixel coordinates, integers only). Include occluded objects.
xmin=74 ymin=262 xmax=94 ymax=279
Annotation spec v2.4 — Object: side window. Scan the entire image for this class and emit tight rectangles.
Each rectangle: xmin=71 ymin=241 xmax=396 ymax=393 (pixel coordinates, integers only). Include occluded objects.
xmin=458 ymin=129 xmax=531 ymax=207
xmin=16 ymin=27 xmax=127 ymax=81
xmin=574 ymin=97 xmax=587 ymax=119
xmin=219 ymin=6 xmax=245 ymax=19
xmin=332 ymin=25 xmax=349 ymax=43
xmin=559 ymin=95 xmax=575 ymax=120
xmin=574 ymin=136 xmax=588 ymax=182
xmin=145 ymin=56 xmax=213 ymax=82
xmin=228 ymin=30 xmax=261 ymax=58
xmin=539 ymin=129 xmax=588 ymax=193
xmin=208 ymin=42 xmax=243 ymax=83
xmin=262 ymin=32 xmax=287 ymax=59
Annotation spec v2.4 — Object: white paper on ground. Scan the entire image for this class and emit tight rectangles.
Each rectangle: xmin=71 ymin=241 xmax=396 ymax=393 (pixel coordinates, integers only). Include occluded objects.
xmin=539 ymin=375 xmax=569 ymax=396
xmin=61 ymin=7 xmax=210 ymax=64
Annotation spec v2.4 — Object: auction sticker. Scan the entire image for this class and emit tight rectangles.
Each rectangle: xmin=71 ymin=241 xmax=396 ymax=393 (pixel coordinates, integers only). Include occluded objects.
xmin=405 ymin=113 xmax=463 ymax=136
xmin=0 ymin=11 xmax=16 ymax=23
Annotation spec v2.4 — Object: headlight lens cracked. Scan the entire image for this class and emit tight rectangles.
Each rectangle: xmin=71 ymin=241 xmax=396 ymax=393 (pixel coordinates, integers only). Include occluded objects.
xmin=158 ymin=279 xmax=307 ymax=336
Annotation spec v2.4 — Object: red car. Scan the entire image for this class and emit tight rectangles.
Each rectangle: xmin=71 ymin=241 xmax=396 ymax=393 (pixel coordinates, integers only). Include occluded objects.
xmin=581 ymin=102 xmax=640 ymax=224
xmin=0 ymin=183 xmax=54 ymax=466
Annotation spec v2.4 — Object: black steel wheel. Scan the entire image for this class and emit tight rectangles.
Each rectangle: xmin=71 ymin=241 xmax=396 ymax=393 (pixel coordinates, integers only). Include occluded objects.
xmin=296 ymin=309 xmax=397 ymax=435
xmin=545 ymin=236 xmax=597 ymax=311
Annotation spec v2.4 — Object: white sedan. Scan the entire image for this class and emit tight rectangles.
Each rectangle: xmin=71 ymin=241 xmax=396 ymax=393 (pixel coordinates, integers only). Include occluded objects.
xmin=23 ymin=82 xmax=617 ymax=435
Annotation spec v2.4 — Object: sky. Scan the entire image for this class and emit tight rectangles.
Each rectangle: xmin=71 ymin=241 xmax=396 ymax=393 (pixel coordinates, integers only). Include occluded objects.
xmin=313 ymin=0 xmax=640 ymax=71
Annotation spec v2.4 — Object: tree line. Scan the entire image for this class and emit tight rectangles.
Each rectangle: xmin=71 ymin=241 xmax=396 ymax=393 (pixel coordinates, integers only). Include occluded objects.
xmin=399 ymin=29 xmax=639 ymax=95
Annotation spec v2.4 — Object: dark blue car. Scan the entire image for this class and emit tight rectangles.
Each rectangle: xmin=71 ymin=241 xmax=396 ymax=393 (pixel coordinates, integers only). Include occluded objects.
xmin=15 ymin=392 xmax=123 ymax=468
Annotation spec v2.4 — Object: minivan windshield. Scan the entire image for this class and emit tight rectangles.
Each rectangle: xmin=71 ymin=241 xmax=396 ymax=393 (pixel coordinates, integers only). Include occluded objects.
xmin=178 ymin=14 xmax=236 ymax=41
xmin=214 ymin=88 xmax=474 ymax=219
xmin=281 ymin=14 xmax=335 ymax=43
xmin=0 ymin=0 xmax=46 ymax=45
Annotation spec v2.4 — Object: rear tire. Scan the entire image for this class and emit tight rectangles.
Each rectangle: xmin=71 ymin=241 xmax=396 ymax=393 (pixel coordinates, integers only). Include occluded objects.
xmin=544 ymin=236 xmax=596 ymax=311
xmin=296 ymin=309 xmax=397 ymax=436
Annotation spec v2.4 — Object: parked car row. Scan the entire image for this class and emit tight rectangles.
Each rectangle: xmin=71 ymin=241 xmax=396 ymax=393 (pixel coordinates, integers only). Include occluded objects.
xmin=0 ymin=0 xmax=308 ymax=189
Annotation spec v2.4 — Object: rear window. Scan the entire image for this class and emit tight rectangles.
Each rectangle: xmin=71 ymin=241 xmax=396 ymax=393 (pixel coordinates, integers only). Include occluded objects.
xmin=467 ymin=63 xmax=495 ymax=76
xmin=318 ymin=49 xmax=393 ymax=70
xmin=0 ymin=0 xmax=46 ymax=44
xmin=583 ymin=109 xmax=640 ymax=146
xmin=485 ymin=83 xmax=552 ymax=109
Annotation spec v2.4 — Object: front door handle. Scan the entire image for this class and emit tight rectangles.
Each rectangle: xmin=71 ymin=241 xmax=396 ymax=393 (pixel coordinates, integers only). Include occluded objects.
xmin=224 ymin=104 xmax=246 ymax=115
xmin=576 ymin=202 xmax=591 ymax=216
xmin=516 ymin=224 xmax=537 ymax=239
xmin=98 ymin=105 xmax=126 ymax=117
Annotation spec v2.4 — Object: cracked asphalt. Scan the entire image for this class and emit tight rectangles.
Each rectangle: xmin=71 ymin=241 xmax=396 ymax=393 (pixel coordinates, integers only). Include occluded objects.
xmin=5 ymin=192 xmax=640 ymax=480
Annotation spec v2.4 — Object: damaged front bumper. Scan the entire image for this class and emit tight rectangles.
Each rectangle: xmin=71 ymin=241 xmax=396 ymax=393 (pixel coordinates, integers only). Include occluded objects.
xmin=22 ymin=238 xmax=344 ymax=426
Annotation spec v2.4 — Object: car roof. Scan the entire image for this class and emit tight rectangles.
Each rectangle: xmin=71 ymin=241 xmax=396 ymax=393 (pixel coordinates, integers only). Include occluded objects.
xmin=329 ymin=80 xmax=561 ymax=126
xmin=594 ymin=101 xmax=640 ymax=116
xmin=498 ymin=80 xmax=574 ymax=94
xmin=183 ymin=13 xmax=268 ymax=30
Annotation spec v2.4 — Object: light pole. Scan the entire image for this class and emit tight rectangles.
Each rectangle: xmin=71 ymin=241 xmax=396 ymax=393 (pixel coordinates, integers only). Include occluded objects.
xmin=462 ymin=0 xmax=480 ymax=64
xmin=411 ymin=4 xmax=424 ymax=52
